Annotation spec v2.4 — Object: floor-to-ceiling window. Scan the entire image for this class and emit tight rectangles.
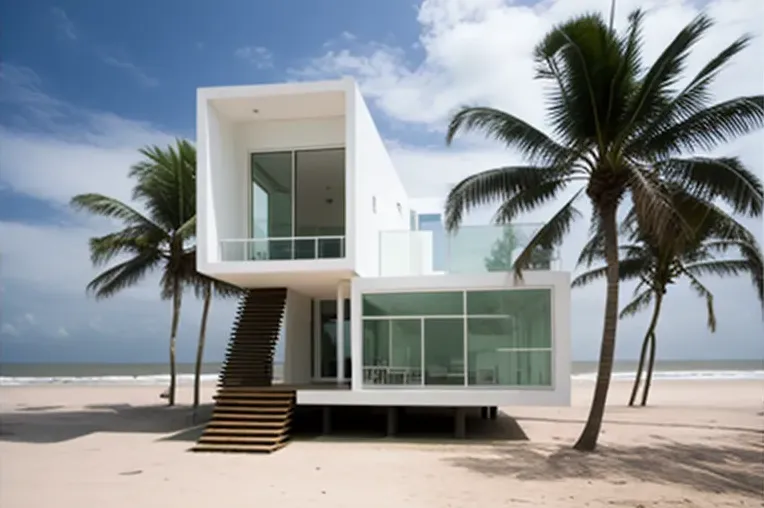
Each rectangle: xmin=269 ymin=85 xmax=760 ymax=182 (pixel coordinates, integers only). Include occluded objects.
xmin=249 ymin=148 xmax=345 ymax=260
xmin=317 ymin=299 xmax=351 ymax=380
xmin=251 ymin=152 xmax=293 ymax=260
xmin=361 ymin=288 xmax=553 ymax=388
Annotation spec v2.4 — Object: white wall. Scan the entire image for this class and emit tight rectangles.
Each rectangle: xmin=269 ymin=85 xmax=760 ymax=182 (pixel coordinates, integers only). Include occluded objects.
xmin=379 ymin=230 xmax=435 ymax=276
xmin=198 ymin=102 xmax=243 ymax=263
xmin=283 ymin=289 xmax=312 ymax=384
xmin=349 ymin=85 xmax=410 ymax=278
xmin=348 ymin=271 xmax=572 ymax=407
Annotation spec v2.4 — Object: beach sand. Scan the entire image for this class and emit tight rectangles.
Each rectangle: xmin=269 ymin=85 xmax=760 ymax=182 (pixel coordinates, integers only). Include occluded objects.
xmin=0 ymin=380 xmax=761 ymax=507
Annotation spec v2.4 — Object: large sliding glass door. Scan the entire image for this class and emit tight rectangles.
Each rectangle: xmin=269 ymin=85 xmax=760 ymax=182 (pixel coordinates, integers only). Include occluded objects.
xmin=315 ymin=299 xmax=351 ymax=381
xmin=250 ymin=148 xmax=345 ymax=260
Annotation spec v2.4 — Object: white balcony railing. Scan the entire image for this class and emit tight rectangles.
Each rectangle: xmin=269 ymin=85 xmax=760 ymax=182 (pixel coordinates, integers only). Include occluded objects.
xmin=219 ymin=236 xmax=345 ymax=262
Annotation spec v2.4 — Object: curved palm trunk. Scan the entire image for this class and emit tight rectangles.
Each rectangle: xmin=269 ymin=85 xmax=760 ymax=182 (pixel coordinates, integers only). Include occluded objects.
xmin=640 ymin=329 xmax=658 ymax=406
xmin=628 ymin=291 xmax=664 ymax=406
xmin=573 ymin=204 xmax=620 ymax=452
xmin=193 ymin=283 xmax=212 ymax=419
xmin=167 ymin=276 xmax=182 ymax=406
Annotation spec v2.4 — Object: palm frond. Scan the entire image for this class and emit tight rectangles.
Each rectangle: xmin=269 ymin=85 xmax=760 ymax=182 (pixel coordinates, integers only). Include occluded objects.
xmin=619 ymin=13 xmax=712 ymax=140
xmin=70 ymin=193 xmax=164 ymax=234
xmin=619 ymin=288 xmax=654 ymax=319
xmin=88 ymin=228 xmax=166 ymax=267
xmin=638 ymin=95 xmax=764 ymax=158
xmin=657 ymin=156 xmax=763 ymax=217
xmin=446 ymin=107 xmax=576 ymax=167
xmin=444 ymin=166 xmax=567 ymax=231
xmin=681 ymin=269 xmax=717 ymax=332
xmin=86 ymin=252 xmax=163 ymax=300
xmin=513 ymin=189 xmax=583 ymax=278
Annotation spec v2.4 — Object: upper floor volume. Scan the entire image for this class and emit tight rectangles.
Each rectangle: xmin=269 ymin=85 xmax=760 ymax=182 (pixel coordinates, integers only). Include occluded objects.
xmin=196 ymin=78 xmax=559 ymax=289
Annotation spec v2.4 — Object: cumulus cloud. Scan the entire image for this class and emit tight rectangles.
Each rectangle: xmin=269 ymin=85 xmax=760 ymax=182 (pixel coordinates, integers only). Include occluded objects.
xmin=294 ymin=0 xmax=764 ymax=360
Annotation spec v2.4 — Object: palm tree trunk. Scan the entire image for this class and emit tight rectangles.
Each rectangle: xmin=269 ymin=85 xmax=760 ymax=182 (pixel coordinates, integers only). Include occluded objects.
xmin=640 ymin=329 xmax=658 ymax=406
xmin=193 ymin=283 xmax=212 ymax=419
xmin=627 ymin=332 xmax=649 ymax=406
xmin=168 ymin=275 xmax=182 ymax=406
xmin=628 ymin=291 xmax=663 ymax=406
xmin=573 ymin=203 xmax=620 ymax=452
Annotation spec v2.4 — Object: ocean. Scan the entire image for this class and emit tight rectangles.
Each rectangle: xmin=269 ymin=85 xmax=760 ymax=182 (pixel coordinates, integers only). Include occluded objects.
xmin=0 ymin=360 xmax=761 ymax=386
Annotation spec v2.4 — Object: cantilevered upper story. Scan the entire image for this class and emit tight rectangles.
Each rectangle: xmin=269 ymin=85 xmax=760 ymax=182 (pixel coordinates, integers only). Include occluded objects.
xmin=197 ymin=78 xmax=413 ymax=294
xmin=196 ymin=78 xmax=560 ymax=295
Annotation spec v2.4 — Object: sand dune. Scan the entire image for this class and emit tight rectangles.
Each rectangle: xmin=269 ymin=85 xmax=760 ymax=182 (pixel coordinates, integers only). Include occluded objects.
xmin=0 ymin=380 xmax=761 ymax=508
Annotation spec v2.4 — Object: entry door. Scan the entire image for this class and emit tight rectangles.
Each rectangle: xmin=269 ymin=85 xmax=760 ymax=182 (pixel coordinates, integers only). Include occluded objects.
xmin=313 ymin=299 xmax=351 ymax=380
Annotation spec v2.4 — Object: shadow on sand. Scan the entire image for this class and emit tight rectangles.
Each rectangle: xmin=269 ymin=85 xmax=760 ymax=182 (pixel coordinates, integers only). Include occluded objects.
xmin=160 ymin=406 xmax=530 ymax=445
xmin=0 ymin=403 xmax=214 ymax=443
xmin=447 ymin=433 xmax=764 ymax=497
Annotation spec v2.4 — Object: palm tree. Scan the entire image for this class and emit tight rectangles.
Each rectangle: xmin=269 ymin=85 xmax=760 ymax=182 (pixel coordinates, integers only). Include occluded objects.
xmin=574 ymin=189 xmax=763 ymax=407
xmin=443 ymin=11 xmax=763 ymax=450
xmin=71 ymin=139 xmax=196 ymax=406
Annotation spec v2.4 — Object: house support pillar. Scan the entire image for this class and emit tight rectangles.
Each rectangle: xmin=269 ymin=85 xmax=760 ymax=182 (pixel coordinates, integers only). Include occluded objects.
xmin=336 ymin=282 xmax=345 ymax=385
xmin=454 ymin=408 xmax=466 ymax=439
xmin=322 ymin=407 xmax=331 ymax=434
xmin=386 ymin=407 xmax=398 ymax=437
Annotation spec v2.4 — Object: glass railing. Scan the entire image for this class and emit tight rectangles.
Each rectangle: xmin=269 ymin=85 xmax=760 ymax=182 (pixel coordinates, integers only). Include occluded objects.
xmin=220 ymin=236 xmax=345 ymax=261
xmin=379 ymin=224 xmax=559 ymax=276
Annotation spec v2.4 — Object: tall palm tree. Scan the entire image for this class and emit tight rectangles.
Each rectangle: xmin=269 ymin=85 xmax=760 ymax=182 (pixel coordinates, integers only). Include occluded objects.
xmin=444 ymin=11 xmax=763 ymax=450
xmin=574 ymin=190 xmax=763 ymax=406
xmin=71 ymin=139 xmax=196 ymax=406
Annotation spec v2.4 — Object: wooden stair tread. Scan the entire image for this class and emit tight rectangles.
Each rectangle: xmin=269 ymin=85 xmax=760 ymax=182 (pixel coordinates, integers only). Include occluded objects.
xmin=199 ymin=435 xmax=288 ymax=444
xmin=212 ymin=413 xmax=290 ymax=420
xmin=192 ymin=442 xmax=286 ymax=453
xmin=207 ymin=420 xmax=289 ymax=428
xmin=203 ymin=427 xmax=289 ymax=436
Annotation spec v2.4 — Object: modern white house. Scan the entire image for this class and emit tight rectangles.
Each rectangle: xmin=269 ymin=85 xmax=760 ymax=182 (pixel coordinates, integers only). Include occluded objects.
xmin=194 ymin=77 xmax=571 ymax=453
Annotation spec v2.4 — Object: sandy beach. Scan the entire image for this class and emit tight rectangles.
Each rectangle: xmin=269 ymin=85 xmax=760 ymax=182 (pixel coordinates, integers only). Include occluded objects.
xmin=0 ymin=379 xmax=761 ymax=508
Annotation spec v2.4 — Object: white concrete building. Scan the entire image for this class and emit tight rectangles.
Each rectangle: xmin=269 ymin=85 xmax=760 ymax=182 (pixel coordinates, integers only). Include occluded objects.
xmin=194 ymin=78 xmax=571 ymax=450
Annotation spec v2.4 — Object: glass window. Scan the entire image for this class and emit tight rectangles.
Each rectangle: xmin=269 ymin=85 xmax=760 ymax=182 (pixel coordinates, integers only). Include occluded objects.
xmin=251 ymin=152 xmax=293 ymax=260
xmin=362 ymin=292 xmax=463 ymax=317
xmin=363 ymin=319 xmax=389 ymax=367
xmin=467 ymin=288 xmax=551 ymax=318
xmin=423 ymin=318 xmax=464 ymax=386
xmin=466 ymin=289 xmax=553 ymax=386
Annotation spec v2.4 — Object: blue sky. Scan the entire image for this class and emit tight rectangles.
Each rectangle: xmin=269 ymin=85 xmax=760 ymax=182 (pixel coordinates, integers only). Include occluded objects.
xmin=1 ymin=0 xmax=763 ymax=364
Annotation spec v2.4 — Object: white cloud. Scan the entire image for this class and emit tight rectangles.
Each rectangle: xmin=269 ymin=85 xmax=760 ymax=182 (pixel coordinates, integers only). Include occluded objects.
xmin=23 ymin=313 xmax=35 ymax=325
xmin=99 ymin=54 xmax=159 ymax=88
xmin=50 ymin=7 xmax=77 ymax=41
xmin=295 ymin=0 xmax=764 ymax=132
xmin=57 ymin=326 xmax=70 ymax=338
xmin=1 ymin=323 xmax=19 ymax=337
xmin=235 ymin=46 xmax=274 ymax=69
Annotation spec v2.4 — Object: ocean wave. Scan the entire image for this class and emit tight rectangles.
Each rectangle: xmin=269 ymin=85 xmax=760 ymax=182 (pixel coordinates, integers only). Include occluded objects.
xmin=0 ymin=373 xmax=219 ymax=387
xmin=1 ymin=369 xmax=762 ymax=386
xmin=572 ymin=369 xmax=764 ymax=382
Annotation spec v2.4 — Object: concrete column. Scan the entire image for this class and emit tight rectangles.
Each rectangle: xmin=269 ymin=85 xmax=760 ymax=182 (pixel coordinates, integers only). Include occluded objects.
xmin=386 ymin=407 xmax=398 ymax=437
xmin=322 ymin=407 xmax=332 ymax=434
xmin=489 ymin=406 xmax=498 ymax=420
xmin=336 ymin=282 xmax=345 ymax=384
xmin=454 ymin=408 xmax=466 ymax=439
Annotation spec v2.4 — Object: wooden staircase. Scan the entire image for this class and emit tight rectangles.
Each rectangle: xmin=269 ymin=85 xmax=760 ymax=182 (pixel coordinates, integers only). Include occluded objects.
xmin=193 ymin=288 xmax=294 ymax=453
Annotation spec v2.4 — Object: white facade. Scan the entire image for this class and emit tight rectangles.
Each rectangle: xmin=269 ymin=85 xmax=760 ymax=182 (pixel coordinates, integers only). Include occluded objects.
xmin=197 ymin=78 xmax=571 ymax=408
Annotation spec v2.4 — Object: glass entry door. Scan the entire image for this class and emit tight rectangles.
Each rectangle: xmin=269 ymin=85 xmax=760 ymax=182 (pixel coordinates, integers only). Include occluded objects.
xmin=315 ymin=299 xmax=351 ymax=380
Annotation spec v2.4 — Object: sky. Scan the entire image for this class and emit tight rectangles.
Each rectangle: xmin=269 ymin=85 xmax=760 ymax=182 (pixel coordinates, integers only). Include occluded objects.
xmin=0 ymin=0 xmax=762 ymax=365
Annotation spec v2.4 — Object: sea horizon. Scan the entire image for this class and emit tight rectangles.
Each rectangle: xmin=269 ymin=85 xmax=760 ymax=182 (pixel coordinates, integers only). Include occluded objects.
xmin=0 ymin=359 xmax=761 ymax=386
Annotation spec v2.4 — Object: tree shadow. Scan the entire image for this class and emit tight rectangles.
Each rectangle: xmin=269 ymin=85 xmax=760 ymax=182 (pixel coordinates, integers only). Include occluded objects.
xmin=447 ymin=433 xmax=764 ymax=497
xmin=0 ymin=403 xmax=213 ymax=443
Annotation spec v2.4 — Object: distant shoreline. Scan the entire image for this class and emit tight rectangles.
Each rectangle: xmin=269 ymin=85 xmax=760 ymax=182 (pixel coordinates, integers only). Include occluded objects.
xmin=1 ymin=360 xmax=761 ymax=386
